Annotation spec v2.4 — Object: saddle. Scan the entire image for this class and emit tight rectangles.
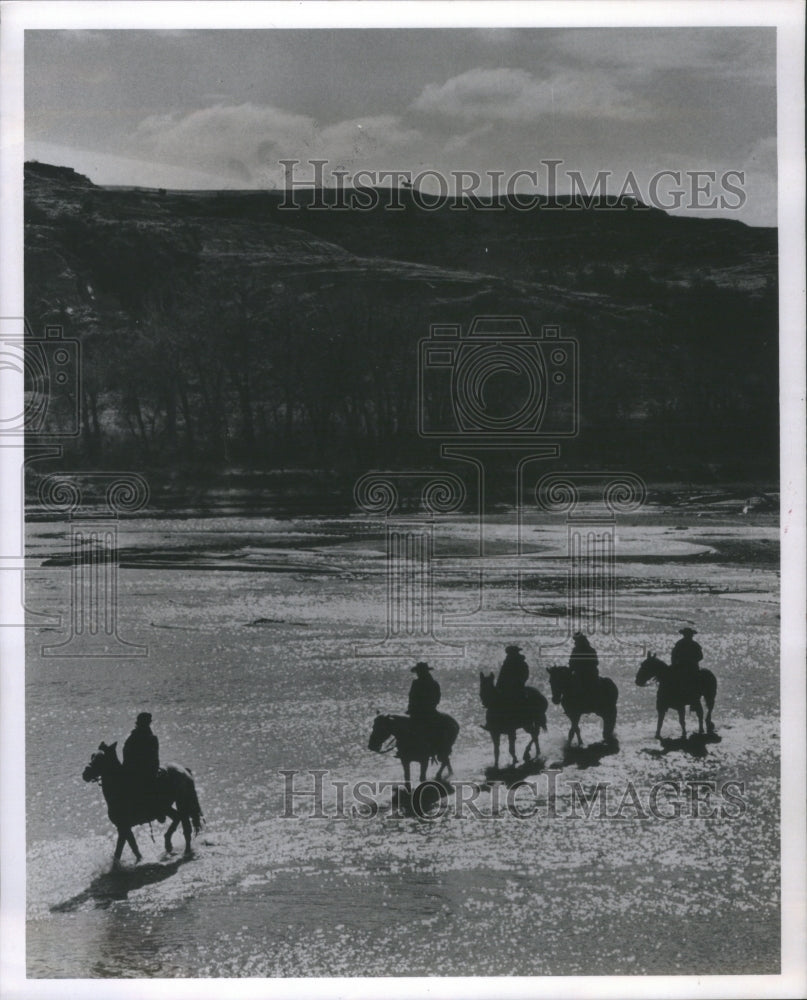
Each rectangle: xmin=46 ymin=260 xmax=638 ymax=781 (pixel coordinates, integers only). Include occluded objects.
xmin=409 ymin=712 xmax=452 ymax=757
xmin=129 ymin=768 xmax=170 ymax=824
xmin=490 ymin=686 xmax=541 ymax=727
xmin=570 ymin=675 xmax=599 ymax=710
xmin=674 ymin=668 xmax=702 ymax=705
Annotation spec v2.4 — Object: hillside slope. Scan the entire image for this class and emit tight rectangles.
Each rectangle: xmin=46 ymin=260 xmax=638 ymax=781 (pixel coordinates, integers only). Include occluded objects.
xmin=24 ymin=161 xmax=777 ymax=481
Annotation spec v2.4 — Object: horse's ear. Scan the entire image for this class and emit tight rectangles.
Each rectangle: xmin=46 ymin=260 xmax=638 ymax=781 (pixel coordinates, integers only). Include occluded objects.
xmin=98 ymin=741 xmax=107 ymax=750
xmin=109 ymin=741 xmax=117 ymax=751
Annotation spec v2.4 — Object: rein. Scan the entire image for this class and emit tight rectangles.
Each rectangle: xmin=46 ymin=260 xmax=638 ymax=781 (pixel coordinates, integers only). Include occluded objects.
xmin=377 ymin=736 xmax=397 ymax=754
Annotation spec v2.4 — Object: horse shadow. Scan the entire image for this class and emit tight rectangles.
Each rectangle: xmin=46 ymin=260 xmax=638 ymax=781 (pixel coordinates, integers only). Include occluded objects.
xmin=549 ymin=738 xmax=620 ymax=771
xmin=484 ymin=758 xmax=545 ymax=787
xmin=642 ymin=732 xmax=722 ymax=760
xmin=50 ymin=856 xmax=190 ymax=914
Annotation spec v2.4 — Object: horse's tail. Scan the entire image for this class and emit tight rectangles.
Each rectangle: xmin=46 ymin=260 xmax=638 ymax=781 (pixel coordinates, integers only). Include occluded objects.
xmin=188 ymin=782 xmax=204 ymax=836
xmin=527 ymin=689 xmax=548 ymax=731
xmin=178 ymin=769 xmax=204 ymax=836
xmin=702 ymin=669 xmax=717 ymax=711
xmin=601 ymin=678 xmax=618 ymax=738
xmin=603 ymin=705 xmax=617 ymax=739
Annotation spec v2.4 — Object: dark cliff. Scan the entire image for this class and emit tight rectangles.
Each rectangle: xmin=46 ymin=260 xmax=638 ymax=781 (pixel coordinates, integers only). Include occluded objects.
xmin=24 ymin=161 xmax=777 ymax=482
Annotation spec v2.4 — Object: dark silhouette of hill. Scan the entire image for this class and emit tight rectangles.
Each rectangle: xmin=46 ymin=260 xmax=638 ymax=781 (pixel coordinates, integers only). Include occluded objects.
xmin=24 ymin=161 xmax=777 ymax=487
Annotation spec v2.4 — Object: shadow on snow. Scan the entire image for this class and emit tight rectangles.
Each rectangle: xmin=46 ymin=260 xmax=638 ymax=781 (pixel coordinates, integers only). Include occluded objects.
xmin=641 ymin=731 xmax=722 ymax=760
xmin=50 ymin=856 xmax=192 ymax=913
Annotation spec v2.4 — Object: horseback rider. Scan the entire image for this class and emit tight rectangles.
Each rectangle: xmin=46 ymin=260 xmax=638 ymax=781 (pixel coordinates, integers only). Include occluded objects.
xmin=569 ymin=632 xmax=600 ymax=700
xmin=122 ymin=712 xmax=164 ymax=819
xmin=671 ymin=627 xmax=703 ymax=702
xmin=406 ymin=662 xmax=442 ymax=752
xmin=496 ymin=644 xmax=529 ymax=704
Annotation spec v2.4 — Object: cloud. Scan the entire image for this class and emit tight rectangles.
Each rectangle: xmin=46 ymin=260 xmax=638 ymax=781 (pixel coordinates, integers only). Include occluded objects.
xmin=130 ymin=103 xmax=423 ymax=185
xmin=25 ymin=139 xmax=235 ymax=189
xmin=443 ymin=122 xmax=496 ymax=154
xmin=412 ymin=67 xmax=652 ymax=123
xmin=552 ymin=28 xmax=775 ymax=83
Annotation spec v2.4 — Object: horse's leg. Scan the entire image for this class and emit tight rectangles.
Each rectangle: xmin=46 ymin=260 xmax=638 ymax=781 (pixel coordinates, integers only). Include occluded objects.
xmin=419 ymin=757 xmax=428 ymax=783
xmin=493 ymin=732 xmax=500 ymax=770
xmin=181 ymin=816 xmax=193 ymax=856
xmin=677 ymin=706 xmax=686 ymax=739
xmin=705 ymin=690 xmax=715 ymax=733
xmin=164 ymin=808 xmax=179 ymax=854
xmin=508 ymin=731 xmax=517 ymax=767
xmin=125 ymin=829 xmax=142 ymax=863
xmin=523 ymin=727 xmax=535 ymax=761
xmin=402 ymin=759 xmax=412 ymax=790
xmin=114 ymin=829 xmax=126 ymax=862
xmin=655 ymin=706 xmax=665 ymax=740
xmin=693 ymin=699 xmax=704 ymax=734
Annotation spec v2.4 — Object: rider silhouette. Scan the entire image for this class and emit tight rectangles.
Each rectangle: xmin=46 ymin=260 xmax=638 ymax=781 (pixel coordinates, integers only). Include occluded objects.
xmin=496 ymin=644 xmax=529 ymax=698
xmin=671 ymin=627 xmax=703 ymax=702
xmin=407 ymin=662 xmax=441 ymax=751
xmin=123 ymin=712 xmax=163 ymax=819
xmin=569 ymin=632 xmax=599 ymax=699
xmin=492 ymin=644 xmax=529 ymax=728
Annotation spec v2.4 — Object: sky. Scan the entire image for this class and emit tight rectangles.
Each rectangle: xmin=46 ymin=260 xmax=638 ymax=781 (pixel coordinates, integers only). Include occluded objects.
xmin=25 ymin=28 xmax=777 ymax=224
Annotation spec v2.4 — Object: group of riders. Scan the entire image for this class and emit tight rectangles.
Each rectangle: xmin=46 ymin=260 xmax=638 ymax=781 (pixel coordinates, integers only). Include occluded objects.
xmin=122 ymin=628 xmax=705 ymax=809
xmin=406 ymin=626 xmax=705 ymax=746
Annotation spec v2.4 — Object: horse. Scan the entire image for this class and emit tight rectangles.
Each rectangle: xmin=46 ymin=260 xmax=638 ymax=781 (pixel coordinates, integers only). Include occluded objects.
xmin=635 ymin=653 xmax=717 ymax=739
xmin=368 ymin=713 xmax=459 ymax=787
xmin=479 ymin=672 xmax=548 ymax=769
xmin=82 ymin=741 xmax=204 ymax=863
xmin=546 ymin=665 xmax=618 ymax=746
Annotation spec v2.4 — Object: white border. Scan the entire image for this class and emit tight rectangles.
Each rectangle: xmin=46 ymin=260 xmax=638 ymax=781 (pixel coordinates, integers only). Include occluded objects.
xmin=1 ymin=3 xmax=804 ymax=999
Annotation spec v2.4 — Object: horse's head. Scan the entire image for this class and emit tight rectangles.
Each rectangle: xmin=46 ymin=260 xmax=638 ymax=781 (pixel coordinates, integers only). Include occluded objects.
xmin=368 ymin=714 xmax=394 ymax=753
xmin=636 ymin=653 xmax=663 ymax=687
xmin=82 ymin=741 xmax=118 ymax=783
xmin=546 ymin=665 xmax=566 ymax=704
xmin=479 ymin=671 xmax=495 ymax=705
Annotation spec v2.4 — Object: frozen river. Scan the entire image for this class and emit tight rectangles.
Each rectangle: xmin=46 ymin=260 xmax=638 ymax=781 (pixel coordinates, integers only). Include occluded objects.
xmin=24 ymin=505 xmax=780 ymax=977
